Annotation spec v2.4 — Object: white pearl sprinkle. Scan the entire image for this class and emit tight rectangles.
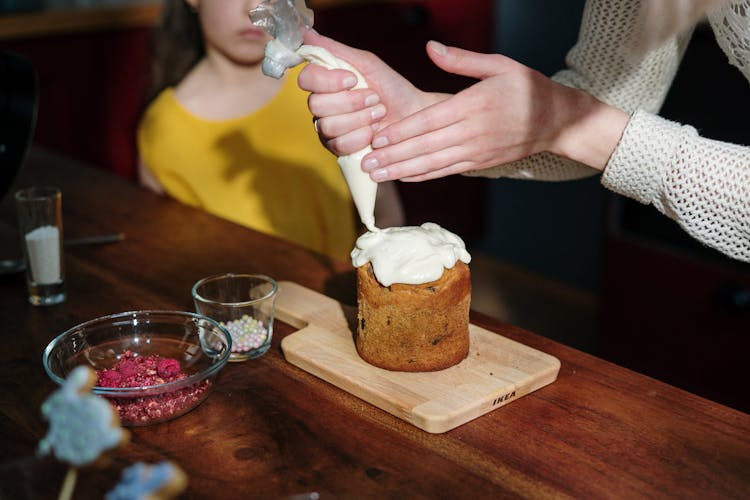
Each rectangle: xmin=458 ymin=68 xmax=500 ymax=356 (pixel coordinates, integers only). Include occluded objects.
xmin=220 ymin=315 xmax=269 ymax=353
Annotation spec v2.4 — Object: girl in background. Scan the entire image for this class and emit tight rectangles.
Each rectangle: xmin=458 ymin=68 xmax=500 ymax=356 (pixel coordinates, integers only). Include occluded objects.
xmin=137 ymin=0 xmax=404 ymax=261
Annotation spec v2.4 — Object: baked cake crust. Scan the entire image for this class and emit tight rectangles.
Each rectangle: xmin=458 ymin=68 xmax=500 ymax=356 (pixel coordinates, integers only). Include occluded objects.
xmin=355 ymin=261 xmax=471 ymax=372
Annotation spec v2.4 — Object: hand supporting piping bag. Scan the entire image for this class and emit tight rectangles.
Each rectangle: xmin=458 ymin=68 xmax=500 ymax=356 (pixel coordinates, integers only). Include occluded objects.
xmin=250 ymin=0 xmax=378 ymax=232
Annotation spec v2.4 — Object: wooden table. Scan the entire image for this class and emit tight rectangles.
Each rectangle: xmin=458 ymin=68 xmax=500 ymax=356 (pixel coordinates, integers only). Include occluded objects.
xmin=1 ymin=147 xmax=748 ymax=499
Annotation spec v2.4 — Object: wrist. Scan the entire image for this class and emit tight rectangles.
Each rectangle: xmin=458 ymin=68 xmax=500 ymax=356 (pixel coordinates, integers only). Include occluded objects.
xmin=549 ymin=88 xmax=630 ymax=171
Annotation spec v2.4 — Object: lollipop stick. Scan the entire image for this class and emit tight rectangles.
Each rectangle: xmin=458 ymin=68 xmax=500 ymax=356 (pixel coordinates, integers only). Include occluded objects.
xmin=58 ymin=467 xmax=77 ymax=500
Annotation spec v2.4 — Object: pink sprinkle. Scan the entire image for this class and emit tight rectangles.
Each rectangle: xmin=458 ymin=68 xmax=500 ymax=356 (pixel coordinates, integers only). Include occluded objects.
xmin=118 ymin=359 xmax=138 ymax=378
xmin=98 ymin=370 xmax=122 ymax=388
xmin=157 ymin=358 xmax=180 ymax=379
xmin=95 ymin=350 xmax=209 ymax=425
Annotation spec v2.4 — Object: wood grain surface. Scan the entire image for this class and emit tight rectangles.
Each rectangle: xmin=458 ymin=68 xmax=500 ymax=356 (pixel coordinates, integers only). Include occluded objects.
xmin=0 ymin=147 xmax=748 ymax=499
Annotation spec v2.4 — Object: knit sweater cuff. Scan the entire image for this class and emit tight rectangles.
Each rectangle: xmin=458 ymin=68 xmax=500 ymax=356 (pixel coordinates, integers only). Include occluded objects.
xmin=601 ymin=109 xmax=696 ymax=212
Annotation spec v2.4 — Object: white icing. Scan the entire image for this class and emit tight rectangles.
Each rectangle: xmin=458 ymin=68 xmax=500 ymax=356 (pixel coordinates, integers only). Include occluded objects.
xmin=351 ymin=222 xmax=471 ymax=286
xmin=262 ymin=38 xmax=304 ymax=79
xmin=296 ymin=44 xmax=378 ymax=231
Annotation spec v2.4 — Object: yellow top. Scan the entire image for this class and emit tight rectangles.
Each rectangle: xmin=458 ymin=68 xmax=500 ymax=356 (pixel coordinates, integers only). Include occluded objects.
xmin=137 ymin=66 xmax=357 ymax=261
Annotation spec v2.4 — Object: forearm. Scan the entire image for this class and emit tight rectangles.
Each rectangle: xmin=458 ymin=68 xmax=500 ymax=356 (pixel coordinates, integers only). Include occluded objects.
xmin=603 ymin=110 xmax=750 ymax=262
xmin=553 ymin=0 xmax=690 ymax=113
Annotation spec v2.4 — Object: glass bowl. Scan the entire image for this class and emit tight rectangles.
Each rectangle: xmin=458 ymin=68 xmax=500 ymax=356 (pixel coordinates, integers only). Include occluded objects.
xmin=43 ymin=310 xmax=232 ymax=426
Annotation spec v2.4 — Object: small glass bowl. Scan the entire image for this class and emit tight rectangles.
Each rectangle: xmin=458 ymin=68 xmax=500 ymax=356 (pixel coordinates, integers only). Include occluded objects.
xmin=192 ymin=273 xmax=278 ymax=362
xmin=43 ymin=310 xmax=231 ymax=426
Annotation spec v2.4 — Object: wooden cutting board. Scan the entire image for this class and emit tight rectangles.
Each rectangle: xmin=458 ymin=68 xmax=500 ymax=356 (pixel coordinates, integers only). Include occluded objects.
xmin=275 ymin=281 xmax=560 ymax=433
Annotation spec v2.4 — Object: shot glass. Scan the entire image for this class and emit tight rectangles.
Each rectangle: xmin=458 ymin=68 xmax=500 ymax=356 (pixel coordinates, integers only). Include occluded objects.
xmin=14 ymin=186 xmax=65 ymax=305
xmin=192 ymin=273 xmax=278 ymax=361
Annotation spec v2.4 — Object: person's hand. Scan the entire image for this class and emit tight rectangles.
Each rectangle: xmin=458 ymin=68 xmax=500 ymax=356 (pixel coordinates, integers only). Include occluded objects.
xmin=298 ymin=30 xmax=445 ymax=157
xmin=361 ymin=41 xmax=628 ymax=182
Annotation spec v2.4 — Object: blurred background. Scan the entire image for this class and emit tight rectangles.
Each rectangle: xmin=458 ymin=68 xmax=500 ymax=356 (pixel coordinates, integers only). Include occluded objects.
xmin=1 ymin=0 xmax=748 ymax=412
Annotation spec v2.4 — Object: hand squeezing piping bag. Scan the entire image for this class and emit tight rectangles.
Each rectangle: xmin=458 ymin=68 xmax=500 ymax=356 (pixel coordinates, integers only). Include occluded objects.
xmin=250 ymin=0 xmax=378 ymax=232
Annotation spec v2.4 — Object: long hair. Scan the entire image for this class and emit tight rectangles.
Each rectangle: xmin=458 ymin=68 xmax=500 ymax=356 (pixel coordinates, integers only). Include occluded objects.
xmin=146 ymin=0 xmax=204 ymax=102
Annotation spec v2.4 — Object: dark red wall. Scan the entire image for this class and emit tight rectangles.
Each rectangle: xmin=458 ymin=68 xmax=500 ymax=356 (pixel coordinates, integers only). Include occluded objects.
xmin=2 ymin=27 xmax=152 ymax=180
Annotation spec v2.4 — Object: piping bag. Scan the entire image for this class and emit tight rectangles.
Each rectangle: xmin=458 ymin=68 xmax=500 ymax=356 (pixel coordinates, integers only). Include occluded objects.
xmin=250 ymin=0 xmax=378 ymax=232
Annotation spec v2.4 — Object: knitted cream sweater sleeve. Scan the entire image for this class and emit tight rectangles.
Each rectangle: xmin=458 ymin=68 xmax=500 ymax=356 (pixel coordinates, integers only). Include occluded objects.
xmin=602 ymin=1 xmax=750 ymax=262
xmin=602 ymin=110 xmax=750 ymax=261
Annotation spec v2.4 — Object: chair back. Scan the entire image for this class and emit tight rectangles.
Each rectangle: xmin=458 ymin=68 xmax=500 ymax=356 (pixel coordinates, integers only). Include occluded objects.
xmin=0 ymin=50 xmax=38 ymax=200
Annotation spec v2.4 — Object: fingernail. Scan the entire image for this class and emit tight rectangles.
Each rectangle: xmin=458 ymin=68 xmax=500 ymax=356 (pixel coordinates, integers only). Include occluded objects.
xmin=371 ymin=168 xmax=388 ymax=181
xmin=428 ymin=40 xmax=447 ymax=56
xmin=342 ymin=76 xmax=357 ymax=88
xmin=362 ymin=157 xmax=379 ymax=171
xmin=364 ymin=94 xmax=380 ymax=107
xmin=370 ymin=104 xmax=386 ymax=120
xmin=372 ymin=136 xmax=389 ymax=148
